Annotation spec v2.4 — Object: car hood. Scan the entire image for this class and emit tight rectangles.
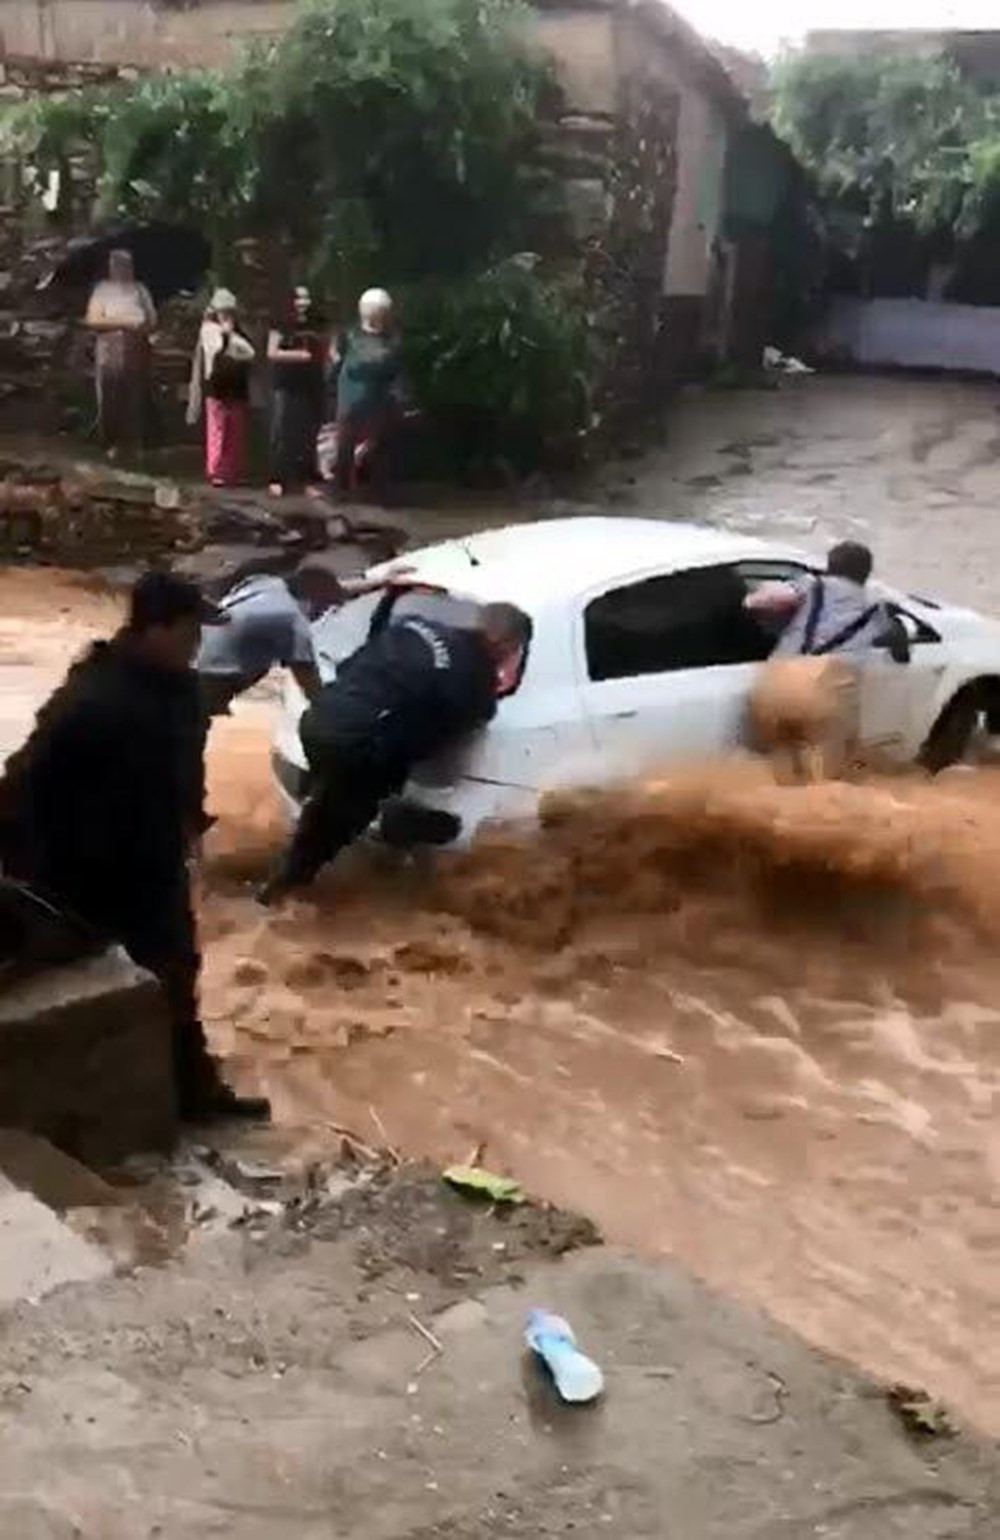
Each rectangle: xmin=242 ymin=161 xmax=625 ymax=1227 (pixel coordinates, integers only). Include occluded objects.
xmin=923 ymin=598 xmax=1000 ymax=641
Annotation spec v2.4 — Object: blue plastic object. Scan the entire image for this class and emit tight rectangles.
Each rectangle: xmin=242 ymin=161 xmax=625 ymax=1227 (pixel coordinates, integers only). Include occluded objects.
xmin=525 ymin=1309 xmax=604 ymax=1403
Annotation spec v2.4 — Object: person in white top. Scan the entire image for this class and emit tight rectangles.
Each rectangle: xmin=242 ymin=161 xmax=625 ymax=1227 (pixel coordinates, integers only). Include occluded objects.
xmin=84 ymin=249 xmax=157 ymax=458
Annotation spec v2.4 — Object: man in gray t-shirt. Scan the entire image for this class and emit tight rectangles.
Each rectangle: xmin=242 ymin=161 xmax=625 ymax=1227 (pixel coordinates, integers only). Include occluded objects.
xmin=197 ymin=560 xmax=411 ymax=720
xmin=745 ymin=541 xmax=894 ymax=659
xmin=744 ymin=541 xmax=908 ymax=777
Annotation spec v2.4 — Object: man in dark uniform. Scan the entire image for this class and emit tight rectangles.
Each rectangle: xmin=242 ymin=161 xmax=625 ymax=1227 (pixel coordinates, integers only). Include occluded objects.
xmin=0 ymin=572 xmax=269 ymax=1123
xmin=258 ymin=600 xmax=532 ymax=905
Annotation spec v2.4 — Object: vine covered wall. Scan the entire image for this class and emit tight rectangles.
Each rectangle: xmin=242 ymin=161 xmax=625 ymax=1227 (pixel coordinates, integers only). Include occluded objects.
xmin=0 ymin=1 xmax=754 ymax=467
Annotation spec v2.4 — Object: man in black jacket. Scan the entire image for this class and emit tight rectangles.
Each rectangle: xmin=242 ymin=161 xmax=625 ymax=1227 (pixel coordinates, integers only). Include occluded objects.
xmin=0 ymin=571 xmax=269 ymax=1123
xmin=258 ymin=601 xmax=531 ymax=905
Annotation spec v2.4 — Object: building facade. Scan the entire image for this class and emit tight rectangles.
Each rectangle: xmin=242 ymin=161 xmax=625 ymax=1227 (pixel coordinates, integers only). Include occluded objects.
xmin=0 ymin=0 xmax=793 ymax=427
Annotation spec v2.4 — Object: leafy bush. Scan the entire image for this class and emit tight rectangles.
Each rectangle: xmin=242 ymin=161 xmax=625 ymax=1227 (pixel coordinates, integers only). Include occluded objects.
xmin=402 ymin=258 xmax=591 ymax=474
xmin=255 ymin=0 xmax=556 ymax=288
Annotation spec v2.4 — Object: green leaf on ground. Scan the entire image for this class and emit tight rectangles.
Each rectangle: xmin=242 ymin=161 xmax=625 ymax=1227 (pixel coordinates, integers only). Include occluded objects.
xmin=443 ymin=1166 xmax=525 ymax=1204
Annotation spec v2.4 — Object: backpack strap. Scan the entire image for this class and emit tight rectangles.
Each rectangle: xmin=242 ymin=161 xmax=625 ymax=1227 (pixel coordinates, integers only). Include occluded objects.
xmin=800 ymin=576 xmax=825 ymax=655
xmin=812 ymin=605 xmax=879 ymax=657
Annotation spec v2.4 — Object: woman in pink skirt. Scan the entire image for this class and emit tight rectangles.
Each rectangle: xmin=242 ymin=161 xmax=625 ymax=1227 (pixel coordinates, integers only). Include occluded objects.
xmin=187 ymin=289 xmax=256 ymax=486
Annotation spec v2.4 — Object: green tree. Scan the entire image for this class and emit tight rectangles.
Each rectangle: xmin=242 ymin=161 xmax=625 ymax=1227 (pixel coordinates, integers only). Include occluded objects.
xmin=2 ymin=0 xmax=556 ymax=287
xmin=254 ymin=0 xmax=556 ymax=287
xmin=770 ymin=49 xmax=1000 ymax=240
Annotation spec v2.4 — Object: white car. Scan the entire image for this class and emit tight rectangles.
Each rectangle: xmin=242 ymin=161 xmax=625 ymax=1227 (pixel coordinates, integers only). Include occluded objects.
xmin=271 ymin=517 xmax=1000 ymax=844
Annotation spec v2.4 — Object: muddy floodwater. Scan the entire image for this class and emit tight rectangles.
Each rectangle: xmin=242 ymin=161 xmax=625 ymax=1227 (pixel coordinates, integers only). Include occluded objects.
xmin=2 ymin=377 xmax=1000 ymax=1439
xmin=200 ymin=719 xmax=1000 ymax=1437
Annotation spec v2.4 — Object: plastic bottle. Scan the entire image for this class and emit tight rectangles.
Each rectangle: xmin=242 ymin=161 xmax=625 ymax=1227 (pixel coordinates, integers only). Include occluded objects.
xmin=525 ymin=1309 xmax=604 ymax=1403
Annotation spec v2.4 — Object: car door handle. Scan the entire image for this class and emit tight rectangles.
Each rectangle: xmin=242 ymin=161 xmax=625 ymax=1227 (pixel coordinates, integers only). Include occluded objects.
xmin=611 ymin=710 xmax=638 ymax=720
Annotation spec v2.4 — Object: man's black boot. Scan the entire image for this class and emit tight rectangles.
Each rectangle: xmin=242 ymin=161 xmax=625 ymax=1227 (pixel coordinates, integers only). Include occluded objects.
xmin=177 ymin=1049 xmax=271 ymax=1124
xmin=254 ymin=873 xmax=293 ymax=908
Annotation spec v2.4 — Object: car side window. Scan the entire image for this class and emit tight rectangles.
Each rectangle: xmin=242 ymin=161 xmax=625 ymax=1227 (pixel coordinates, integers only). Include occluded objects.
xmin=584 ymin=565 xmax=773 ymax=682
xmin=735 ymin=560 xmax=815 ymax=645
xmin=737 ymin=560 xmax=813 ymax=591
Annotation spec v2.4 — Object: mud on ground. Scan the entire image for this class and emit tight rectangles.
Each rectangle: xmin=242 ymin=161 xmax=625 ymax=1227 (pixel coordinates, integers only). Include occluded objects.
xmin=0 ymin=1164 xmax=997 ymax=1540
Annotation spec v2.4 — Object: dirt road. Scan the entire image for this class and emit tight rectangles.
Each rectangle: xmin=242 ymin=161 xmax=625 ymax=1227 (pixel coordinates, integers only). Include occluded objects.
xmin=2 ymin=374 xmax=1000 ymax=1462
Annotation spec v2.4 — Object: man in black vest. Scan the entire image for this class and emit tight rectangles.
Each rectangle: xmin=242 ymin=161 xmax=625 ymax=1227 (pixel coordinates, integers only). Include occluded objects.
xmin=258 ymin=601 xmax=531 ymax=904
xmin=745 ymin=541 xmax=901 ymax=660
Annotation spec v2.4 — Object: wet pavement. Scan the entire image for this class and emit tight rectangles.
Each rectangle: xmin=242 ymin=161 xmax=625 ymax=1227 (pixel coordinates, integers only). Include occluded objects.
xmin=606 ymin=373 xmax=1000 ymax=610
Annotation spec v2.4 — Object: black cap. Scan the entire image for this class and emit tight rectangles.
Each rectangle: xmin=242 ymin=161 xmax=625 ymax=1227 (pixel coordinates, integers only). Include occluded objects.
xmin=128 ymin=570 xmax=228 ymax=630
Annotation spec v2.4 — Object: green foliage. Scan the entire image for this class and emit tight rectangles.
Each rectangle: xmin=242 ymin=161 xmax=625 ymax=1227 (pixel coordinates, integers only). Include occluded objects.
xmin=2 ymin=0 xmax=554 ymax=283
xmin=0 ymin=0 xmax=589 ymax=466
xmin=403 ymin=258 xmax=591 ymax=472
xmin=0 ymin=72 xmax=255 ymax=242
xmin=770 ymin=49 xmax=1000 ymax=240
xmin=254 ymin=0 xmax=555 ymax=285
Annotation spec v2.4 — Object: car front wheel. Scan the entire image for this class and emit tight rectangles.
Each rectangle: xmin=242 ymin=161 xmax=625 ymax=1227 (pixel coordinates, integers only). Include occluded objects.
xmin=918 ymin=688 xmax=981 ymax=773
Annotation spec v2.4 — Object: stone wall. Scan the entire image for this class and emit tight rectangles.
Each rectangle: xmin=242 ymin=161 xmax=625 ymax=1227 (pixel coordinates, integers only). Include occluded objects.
xmin=0 ymin=56 xmax=276 ymax=444
xmin=537 ymin=0 xmax=748 ymax=407
xmin=0 ymin=0 xmax=295 ymax=68
xmin=0 ymin=56 xmax=153 ymax=437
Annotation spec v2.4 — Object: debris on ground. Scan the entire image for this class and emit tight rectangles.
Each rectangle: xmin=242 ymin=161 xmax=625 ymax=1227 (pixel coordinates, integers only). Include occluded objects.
xmin=0 ymin=450 xmax=409 ymax=575
xmin=525 ymin=1307 xmax=604 ymax=1403
xmin=763 ymin=345 xmax=814 ymax=375
xmin=290 ymin=1160 xmax=599 ymax=1291
xmin=888 ymin=1383 xmax=959 ymax=1439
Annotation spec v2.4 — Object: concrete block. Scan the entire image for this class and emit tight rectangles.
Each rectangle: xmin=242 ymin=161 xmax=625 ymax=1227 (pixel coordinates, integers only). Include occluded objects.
xmin=0 ymin=948 xmax=176 ymax=1165
xmin=0 ymin=1127 xmax=121 ymax=1210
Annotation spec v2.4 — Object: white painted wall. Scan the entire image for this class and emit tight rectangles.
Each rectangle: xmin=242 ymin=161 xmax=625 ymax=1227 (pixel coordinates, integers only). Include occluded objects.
xmin=816 ymin=297 xmax=1000 ymax=375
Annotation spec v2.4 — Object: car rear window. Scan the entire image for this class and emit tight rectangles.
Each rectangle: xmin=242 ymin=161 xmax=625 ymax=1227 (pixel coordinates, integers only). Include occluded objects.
xmin=314 ymin=591 xmax=383 ymax=671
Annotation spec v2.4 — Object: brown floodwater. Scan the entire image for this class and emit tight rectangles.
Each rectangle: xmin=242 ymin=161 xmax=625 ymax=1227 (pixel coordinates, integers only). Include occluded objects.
xmin=198 ymin=711 xmax=1000 ymax=1437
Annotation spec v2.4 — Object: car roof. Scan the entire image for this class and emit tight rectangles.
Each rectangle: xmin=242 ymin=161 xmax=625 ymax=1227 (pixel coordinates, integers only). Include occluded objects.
xmin=394 ymin=517 xmax=799 ymax=605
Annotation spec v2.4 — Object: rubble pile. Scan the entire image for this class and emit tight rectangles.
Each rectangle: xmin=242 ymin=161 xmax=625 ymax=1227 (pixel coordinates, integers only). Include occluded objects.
xmin=0 ymin=461 xmax=198 ymax=564
xmin=0 ymin=453 xmax=408 ymax=576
